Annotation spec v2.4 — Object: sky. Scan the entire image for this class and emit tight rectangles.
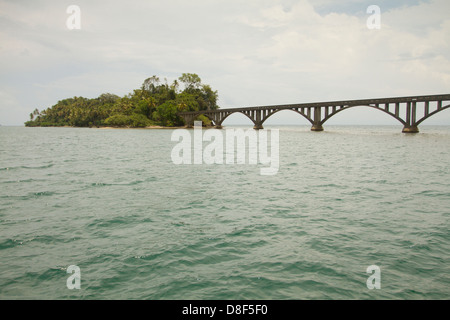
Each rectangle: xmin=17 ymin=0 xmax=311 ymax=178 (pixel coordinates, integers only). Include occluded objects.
xmin=1 ymin=0 xmax=449 ymax=126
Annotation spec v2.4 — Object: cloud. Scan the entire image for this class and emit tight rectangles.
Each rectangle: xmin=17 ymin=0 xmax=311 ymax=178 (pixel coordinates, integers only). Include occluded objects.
xmin=0 ymin=0 xmax=449 ymax=125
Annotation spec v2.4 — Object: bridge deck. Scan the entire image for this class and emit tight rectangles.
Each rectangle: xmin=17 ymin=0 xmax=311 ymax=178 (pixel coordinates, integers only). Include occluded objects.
xmin=179 ymin=94 xmax=450 ymax=114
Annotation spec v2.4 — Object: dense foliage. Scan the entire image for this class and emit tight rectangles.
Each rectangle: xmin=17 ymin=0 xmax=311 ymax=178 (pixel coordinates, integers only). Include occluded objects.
xmin=25 ymin=73 xmax=219 ymax=127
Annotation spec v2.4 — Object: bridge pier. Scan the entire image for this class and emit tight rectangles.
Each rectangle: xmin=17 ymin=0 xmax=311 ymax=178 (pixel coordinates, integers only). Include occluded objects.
xmin=183 ymin=114 xmax=196 ymax=128
xmin=402 ymin=126 xmax=419 ymax=133
xmin=253 ymin=110 xmax=263 ymax=130
xmin=311 ymin=124 xmax=324 ymax=131
xmin=215 ymin=124 xmax=223 ymax=129
xmin=311 ymin=107 xmax=324 ymax=131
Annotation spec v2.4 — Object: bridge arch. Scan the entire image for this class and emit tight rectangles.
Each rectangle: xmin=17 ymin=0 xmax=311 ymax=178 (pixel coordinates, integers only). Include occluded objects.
xmin=320 ymin=104 xmax=408 ymax=127
xmin=219 ymin=110 xmax=257 ymax=126
xmin=415 ymin=103 xmax=450 ymax=126
xmin=198 ymin=113 xmax=216 ymax=125
xmin=262 ymin=108 xmax=314 ymax=126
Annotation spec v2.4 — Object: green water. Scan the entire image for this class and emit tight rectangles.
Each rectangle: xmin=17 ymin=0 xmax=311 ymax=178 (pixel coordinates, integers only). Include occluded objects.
xmin=0 ymin=126 xmax=449 ymax=299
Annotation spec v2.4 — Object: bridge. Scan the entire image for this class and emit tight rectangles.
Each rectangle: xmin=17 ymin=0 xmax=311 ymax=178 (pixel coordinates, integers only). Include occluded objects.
xmin=178 ymin=94 xmax=450 ymax=133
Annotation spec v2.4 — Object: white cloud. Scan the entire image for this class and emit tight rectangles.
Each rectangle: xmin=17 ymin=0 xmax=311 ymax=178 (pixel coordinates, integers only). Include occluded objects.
xmin=0 ymin=0 xmax=449 ymax=125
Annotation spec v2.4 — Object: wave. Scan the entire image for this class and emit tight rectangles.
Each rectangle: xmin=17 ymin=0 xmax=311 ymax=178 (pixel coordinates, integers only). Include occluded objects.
xmin=0 ymin=164 xmax=54 ymax=171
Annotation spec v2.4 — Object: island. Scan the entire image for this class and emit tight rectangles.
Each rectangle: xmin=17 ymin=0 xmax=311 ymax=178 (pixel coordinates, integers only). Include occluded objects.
xmin=25 ymin=73 xmax=219 ymax=128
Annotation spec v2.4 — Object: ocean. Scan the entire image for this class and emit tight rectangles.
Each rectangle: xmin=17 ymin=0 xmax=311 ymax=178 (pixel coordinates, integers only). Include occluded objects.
xmin=0 ymin=125 xmax=449 ymax=299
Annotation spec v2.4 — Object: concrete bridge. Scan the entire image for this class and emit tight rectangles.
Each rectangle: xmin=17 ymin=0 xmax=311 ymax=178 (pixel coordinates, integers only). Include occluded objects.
xmin=178 ymin=94 xmax=450 ymax=133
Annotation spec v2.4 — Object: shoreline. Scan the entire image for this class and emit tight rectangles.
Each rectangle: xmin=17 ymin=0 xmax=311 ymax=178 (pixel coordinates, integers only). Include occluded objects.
xmin=98 ymin=126 xmax=184 ymax=129
xmin=98 ymin=125 xmax=215 ymax=129
xmin=24 ymin=125 xmax=218 ymax=129
xmin=24 ymin=125 xmax=186 ymax=129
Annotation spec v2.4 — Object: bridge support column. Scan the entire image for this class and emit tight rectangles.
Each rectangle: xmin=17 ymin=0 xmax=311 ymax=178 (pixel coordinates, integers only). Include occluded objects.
xmin=253 ymin=123 xmax=264 ymax=130
xmin=311 ymin=124 xmax=324 ymax=131
xmin=402 ymin=126 xmax=419 ymax=133
xmin=185 ymin=121 xmax=194 ymax=128
xmin=402 ymin=102 xmax=419 ymax=133
xmin=182 ymin=114 xmax=196 ymax=128
xmin=311 ymin=107 xmax=324 ymax=131
xmin=253 ymin=110 xmax=263 ymax=130
xmin=215 ymin=124 xmax=223 ymax=129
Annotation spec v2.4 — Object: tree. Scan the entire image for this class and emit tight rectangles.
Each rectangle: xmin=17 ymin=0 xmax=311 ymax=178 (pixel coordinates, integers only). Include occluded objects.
xmin=152 ymin=100 xmax=185 ymax=127
xmin=141 ymin=76 xmax=160 ymax=94
xmin=200 ymin=85 xmax=218 ymax=110
xmin=98 ymin=93 xmax=120 ymax=104
xmin=178 ymin=73 xmax=202 ymax=92
xmin=171 ymin=79 xmax=180 ymax=93
xmin=25 ymin=73 xmax=220 ymax=128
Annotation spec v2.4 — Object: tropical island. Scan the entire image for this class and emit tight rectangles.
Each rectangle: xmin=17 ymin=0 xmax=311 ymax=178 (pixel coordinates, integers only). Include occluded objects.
xmin=25 ymin=73 xmax=219 ymax=128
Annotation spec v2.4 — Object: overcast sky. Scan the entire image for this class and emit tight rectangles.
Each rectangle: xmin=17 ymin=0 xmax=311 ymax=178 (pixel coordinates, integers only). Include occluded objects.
xmin=1 ymin=0 xmax=449 ymax=126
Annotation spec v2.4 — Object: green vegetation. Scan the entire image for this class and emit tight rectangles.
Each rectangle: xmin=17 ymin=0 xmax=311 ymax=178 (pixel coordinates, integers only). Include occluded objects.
xmin=25 ymin=73 xmax=219 ymax=128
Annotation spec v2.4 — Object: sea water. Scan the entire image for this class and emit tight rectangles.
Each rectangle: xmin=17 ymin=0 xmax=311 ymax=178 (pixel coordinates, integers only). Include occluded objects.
xmin=0 ymin=125 xmax=449 ymax=299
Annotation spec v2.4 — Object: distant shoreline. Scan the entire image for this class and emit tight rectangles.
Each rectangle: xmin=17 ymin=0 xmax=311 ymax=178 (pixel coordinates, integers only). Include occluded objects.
xmin=23 ymin=125 xmax=215 ymax=129
xmin=98 ymin=126 xmax=184 ymax=129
